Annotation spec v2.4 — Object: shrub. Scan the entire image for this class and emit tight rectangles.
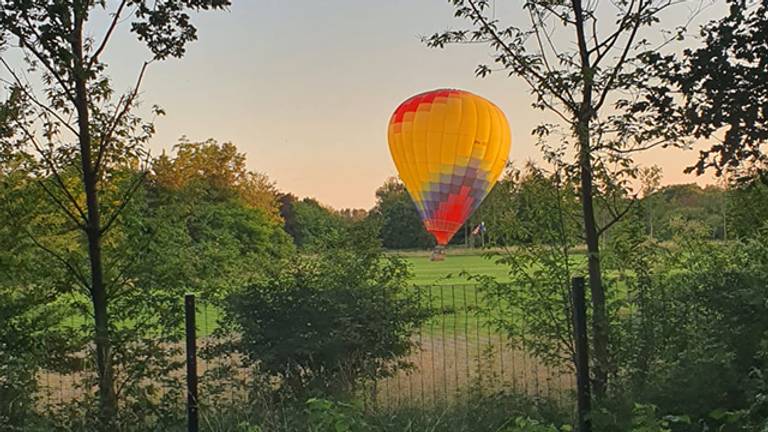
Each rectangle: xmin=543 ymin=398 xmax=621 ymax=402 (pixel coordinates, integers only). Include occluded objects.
xmin=225 ymin=223 xmax=431 ymax=399
xmin=0 ymin=290 xmax=70 ymax=430
xmin=609 ymin=227 xmax=768 ymax=430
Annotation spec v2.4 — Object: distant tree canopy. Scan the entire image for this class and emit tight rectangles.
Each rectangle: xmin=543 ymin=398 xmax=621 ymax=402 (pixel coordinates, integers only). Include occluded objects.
xmin=645 ymin=184 xmax=727 ymax=241
xmin=728 ymin=172 xmax=768 ymax=239
xmin=368 ymin=178 xmax=434 ymax=250
xmin=366 ymin=167 xmax=747 ymax=250
xmin=338 ymin=208 xmax=368 ymax=222
xmin=153 ymin=138 xmax=282 ymax=222
xmin=278 ymin=193 xmax=348 ymax=249
xmin=145 ymin=166 xmax=294 ymax=298
xmin=149 ymin=139 xmax=294 ymax=291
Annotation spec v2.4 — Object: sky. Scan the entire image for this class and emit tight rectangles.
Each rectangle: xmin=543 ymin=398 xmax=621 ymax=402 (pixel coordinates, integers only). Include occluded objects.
xmin=72 ymin=1 xmax=727 ymax=209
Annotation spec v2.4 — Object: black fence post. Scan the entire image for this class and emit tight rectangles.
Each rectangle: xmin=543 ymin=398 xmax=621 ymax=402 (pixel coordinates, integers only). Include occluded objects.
xmin=185 ymin=294 xmax=199 ymax=432
xmin=572 ymin=277 xmax=592 ymax=432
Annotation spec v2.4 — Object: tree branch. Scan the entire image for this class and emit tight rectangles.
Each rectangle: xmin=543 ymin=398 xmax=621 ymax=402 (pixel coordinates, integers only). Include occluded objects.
xmin=0 ymin=58 xmax=79 ymax=137
xmin=597 ymin=195 xmax=638 ymax=236
xmin=593 ymin=0 xmax=646 ymax=111
xmin=35 ymin=179 xmax=86 ymax=230
xmin=14 ymin=119 xmax=89 ymax=226
xmin=15 ymin=13 xmax=77 ymax=103
xmin=89 ymin=0 xmax=129 ymax=67
xmin=466 ymin=0 xmax=577 ymax=112
xmin=94 ymin=61 xmax=150 ymax=176
xmin=23 ymin=227 xmax=90 ymax=293
xmin=529 ymin=7 xmax=577 ymax=105
xmin=589 ymin=0 xmax=637 ymax=66
xmin=109 ymin=227 xmax=159 ymax=300
xmin=596 ymin=137 xmax=671 ymax=154
xmin=100 ymin=170 xmax=147 ymax=236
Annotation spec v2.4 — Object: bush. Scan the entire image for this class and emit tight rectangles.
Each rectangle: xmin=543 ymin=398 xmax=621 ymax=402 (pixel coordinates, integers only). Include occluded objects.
xmin=608 ymin=227 xmax=768 ymax=430
xmin=0 ymin=289 xmax=70 ymax=431
xmin=225 ymin=223 xmax=431 ymax=399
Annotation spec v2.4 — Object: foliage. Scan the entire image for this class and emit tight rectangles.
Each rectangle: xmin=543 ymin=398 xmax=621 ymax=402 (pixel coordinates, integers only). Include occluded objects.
xmin=278 ymin=193 xmax=350 ymax=249
xmin=466 ymin=166 xmax=521 ymax=247
xmin=202 ymin=388 xmax=568 ymax=432
xmin=639 ymin=166 xmax=662 ymax=239
xmin=0 ymin=159 xmax=78 ymax=429
xmin=502 ymin=404 xmax=691 ymax=432
xmin=641 ymin=184 xmax=727 ymax=241
xmin=475 ymin=164 xmax=582 ymax=369
xmin=225 ymin=224 xmax=431 ymax=399
xmin=66 ymin=163 xmax=292 ymax=427
xmin=306 ymin=398 xmax=370 ymax=432
xmin=0 ymin=251 xmax=72 ymax=430
xmin=471 ymin=160 xmax=768 ymax=430
xmin=501 ymin=417 xmax=570 ymax=432
xmin=153 ymin=138 xmax=282 ymax=222
xmin=364 ymin=165 xmax=737 ymax=251
xmin=0 ymin=155 xmax=290 ymax=430
xmin=148 ymin=147 xmax=294 ymax=297
xmin=338 ymin=208 xmax=368 ymax=222
xmin=293 ymin=198 xmax=347 ymax=249
xmin=367 ymin=177 xmax=433 ymax=250
xmin=635 ymin=0 xmax=768 ymax=175
xmin=627 ymin=404 xmax=690 ymax=432
xmin=325 ymin=388 xmax=567 ymax=432
xmin=727 ymin=171 xmax=768 ymax=239
xmin=602 ymin=220 xmax=768 ymax=430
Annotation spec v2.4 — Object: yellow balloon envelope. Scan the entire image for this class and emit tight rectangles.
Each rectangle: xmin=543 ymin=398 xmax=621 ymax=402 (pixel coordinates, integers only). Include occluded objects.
xmin=387 ymin=89 xmax=511 ymax=245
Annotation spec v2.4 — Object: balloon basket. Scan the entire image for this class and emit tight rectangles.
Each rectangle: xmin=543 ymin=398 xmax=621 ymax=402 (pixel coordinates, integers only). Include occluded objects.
xmin=430 ymin=246 xmax=446 ymax=262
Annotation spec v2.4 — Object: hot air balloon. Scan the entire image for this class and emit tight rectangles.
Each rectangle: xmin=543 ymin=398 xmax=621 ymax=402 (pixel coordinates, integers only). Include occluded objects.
xmin=387 ymin=89 xmax=511 ymax=260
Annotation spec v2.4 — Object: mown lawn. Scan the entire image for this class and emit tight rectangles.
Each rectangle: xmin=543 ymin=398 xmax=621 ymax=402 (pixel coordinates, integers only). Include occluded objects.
xmin=395 ymin=249 xmax=509 ymax=339
xmin=402 ymin=251 xmax=511 ymax=286
xmin=64 ymin=248 xmax=590 ymax=338
xmin=194 ymin=250 xmax=510 ymax=337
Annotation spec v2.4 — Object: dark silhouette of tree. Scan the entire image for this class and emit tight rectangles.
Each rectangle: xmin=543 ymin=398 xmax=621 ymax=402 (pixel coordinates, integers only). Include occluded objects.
xmin=634 ymin=0 xmax=768 ymax=177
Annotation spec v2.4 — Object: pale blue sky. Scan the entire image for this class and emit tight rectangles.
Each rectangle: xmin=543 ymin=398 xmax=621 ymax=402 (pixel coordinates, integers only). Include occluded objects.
xmin=22 ymin=1 xmax=730 ymax=208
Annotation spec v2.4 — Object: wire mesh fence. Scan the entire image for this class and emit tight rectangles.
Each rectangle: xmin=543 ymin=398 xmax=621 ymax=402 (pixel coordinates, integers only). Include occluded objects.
xmin=369 ymin=284 xmax=574 ymax=410
xmin=35 ymin=284 xmax=575 ymax=412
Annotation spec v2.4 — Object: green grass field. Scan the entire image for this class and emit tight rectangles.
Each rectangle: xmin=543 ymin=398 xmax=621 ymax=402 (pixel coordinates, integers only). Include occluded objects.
xmin=60 ymin=248 xmax=514 ymax=338
xmin=188 ymin=249 xmax=509 ymax=337
xmin=64 ymin=248 xmax=592 ymax=338
xmin=395 ymin=249 xmax=510 ymax=339
xmin=402 ymin=251 xmax=511 ymax=286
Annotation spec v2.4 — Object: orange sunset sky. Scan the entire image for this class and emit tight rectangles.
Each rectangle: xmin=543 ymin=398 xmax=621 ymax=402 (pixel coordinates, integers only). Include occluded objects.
xmin=48 ymin=0 xmax=728 ymax=209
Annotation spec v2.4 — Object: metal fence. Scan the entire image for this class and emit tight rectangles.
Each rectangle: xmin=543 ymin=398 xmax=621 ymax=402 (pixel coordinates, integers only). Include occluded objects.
xmin=36 ymin=284 xmax=575 ymax=411
xmin=371 ymin=284 xmax=573 ymax=409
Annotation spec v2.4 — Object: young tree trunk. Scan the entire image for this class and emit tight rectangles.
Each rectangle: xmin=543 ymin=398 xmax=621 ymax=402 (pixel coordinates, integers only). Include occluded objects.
xmin=72 ymin=13 xmax=117 ymax=427
xmin=572 ymin=0 xmax=609 ymax=398
xmin=577 ymin=117 xmax=609 ymax=398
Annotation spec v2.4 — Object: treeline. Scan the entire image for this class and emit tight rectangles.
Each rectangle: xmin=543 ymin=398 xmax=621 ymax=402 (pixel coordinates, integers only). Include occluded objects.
xmin=347 ymin=166 xmax=768 ymax=251
xmin=8 ymin=136 xmax=754 ymax=259
xmin=90 ymin=142 xmax=762 ymax=254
